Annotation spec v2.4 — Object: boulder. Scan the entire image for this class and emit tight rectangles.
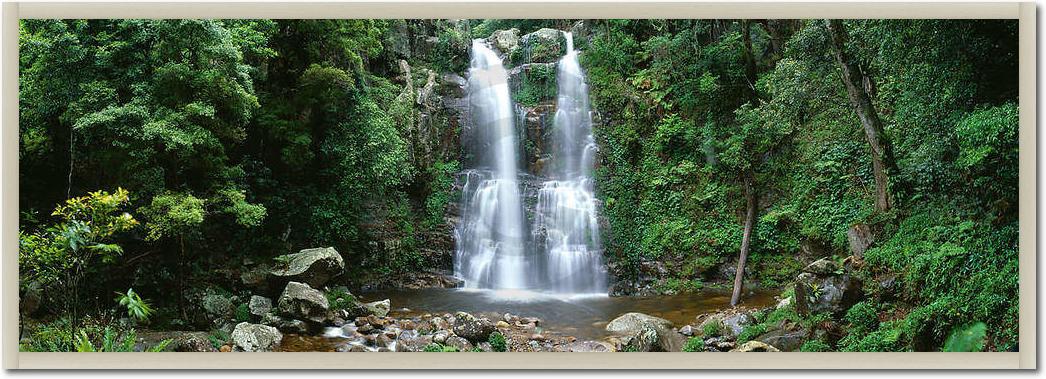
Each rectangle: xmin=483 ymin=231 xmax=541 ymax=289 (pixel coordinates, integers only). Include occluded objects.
xmin=487 ymin=28 xmax=520 ymax=55
xmin=170 ymin=332 xmax=218 ymax=352
xmin=395 ymin=334 xmax=434 ymax=352
xmin=795 ymin=258 xmax=863 ymax=316
xmin=363 ymin=299 xmax=391 ymax=318
xmin=730 ymin=340 xmax=780 ymax=352
xmin=270 ymin=247 xmax=345 ymax=288
xmin=261 ymin=313 xmax=309 ymax=334
xmin=720 ymin=313 xmax=754 ymax=338
xmin=201 ymin=293 xmax=234 ymax=320
xmin=239 ymin=264 xmax=271 ymax=293
xmin=847 ymin=224 xmax=874 ymax=257
xmin=605 ymin=312 xmax=683 ymax=352
xmin=276 ymin=281 xmax=332 ymax=324
xmin=562 ymin=340 xmax=615 ymax=352
xmin=231 ymin=323 xmax=283 ymax=352
xmin=519 ymin=28 xmax=567 ymax=64
xmin=248 ymin=295 xmax=272 ymax=318
xmin=444 ymin=335 xmax=474 ymax=351
xmin=803 ymin=258 xmax=842 ymax=275
xmin=757 ymin=329 xmax=806 ymax=352
xmin=451 ymin=312 xmax=496 ymax=343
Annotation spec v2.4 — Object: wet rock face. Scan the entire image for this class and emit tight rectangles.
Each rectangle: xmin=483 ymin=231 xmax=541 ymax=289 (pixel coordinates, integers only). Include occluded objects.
xmin=270 ymin=247 xmax=345 ymax=288
xmin=605 ymin=312 xmax=683 ymax=352
xmin=277 ymin=281 xmax=332 ymax=325
xmin=847 ymin=224 xmax=874 ymax=257
xmin=231 ymin=323 xmax=283 ymax=352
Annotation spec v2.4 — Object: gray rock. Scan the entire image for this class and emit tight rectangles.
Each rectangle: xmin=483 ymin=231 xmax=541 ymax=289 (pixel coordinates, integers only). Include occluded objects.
xmin=239 ymin=264 xmax=271 ymax=293
xmin=757 ymin=330 xmax=806 ymax=352
xmin=803 ymin=258 xmax=842 ymax=275
xmin=487 ymin=28 xmax=520 ymax=55
xmin=363 ymin=299 xmax=391 ymax=318
xmin=276 ymin=281 xmax=332 ymax=324
xmin=563 ymin=340 xmax=614 ymax=352
xmin=248 ymin=295 xmax=272 ymax=318
xmin=271 ymin=247 xmax=345 ymax=288
xmin=201 ymin=293 xmax=234 ymax=321
xmin=795 ymin=271 xmax=862 ymax=316
xmin=721 ymin=313 xmax=754 ymax=338
xmin=451 ymin=312 xmax=496 ymax=343
xmin=261 ymin=313 xmax=309 ymax=334
xmin=847 ymin=224 xmax=874 ymax=257
xmin=395 ymin=334 xmax=434 ymax=352
xmin=231 ymin=322 xmax=283 ymax=352
xmin=605 ymin=312 xmax=683 ymax=352
xmin=731 ymin=340 xmax=780 ymax=352
xmin=444 ymin=335 xmax=474 ymax=351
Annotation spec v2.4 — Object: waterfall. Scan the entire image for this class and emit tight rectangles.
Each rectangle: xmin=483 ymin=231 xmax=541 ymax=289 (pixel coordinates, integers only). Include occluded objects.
xmin=454 ymin=40 xmax=530 ymax=290
xmin=456 ymin=34 xmax=606 ymax=295
xmin=532 ymin=32 xmax=607 ymax=293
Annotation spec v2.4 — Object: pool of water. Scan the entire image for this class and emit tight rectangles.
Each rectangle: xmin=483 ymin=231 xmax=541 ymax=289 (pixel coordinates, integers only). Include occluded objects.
xmin=358 ymin=287 xmax=777 ymax=340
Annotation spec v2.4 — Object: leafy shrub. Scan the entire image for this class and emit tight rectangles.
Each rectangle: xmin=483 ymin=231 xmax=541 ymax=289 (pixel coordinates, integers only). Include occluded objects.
xmin=208 ymin=329 xmax=230 ymax=350
xmin=235 ymin=303 xmax=250 ymax=323
xmin=422 ymin=343 xmax=459 ymax=352
xmin=943 ymin=322 xmax=987 ymax=352
xmin=682 ymin=337 xmax=705 ymax=352
xmin=702 ymin=321 xmax=722 ymax=337
xmin=736 ymin=324 xmax=767 ymax=344
xmin=488 ymin=331 xmax=507 ymax=352
xmin=115 ymin=288 xmax=155 ymax=322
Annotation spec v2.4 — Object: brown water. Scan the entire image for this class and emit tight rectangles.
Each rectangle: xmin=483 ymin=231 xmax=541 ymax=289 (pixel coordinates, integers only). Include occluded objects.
xmin=360 ymin=288 xmax=777 ymax=340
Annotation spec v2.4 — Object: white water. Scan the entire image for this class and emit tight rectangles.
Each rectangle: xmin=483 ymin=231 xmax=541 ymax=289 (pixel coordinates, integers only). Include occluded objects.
xmin=533 ymin=32 xmax=607 ymax=293
xmin=456 ymin=34 xmax=606 ymax=295
xmin=454 ymin=41 xmax=530 ymax=290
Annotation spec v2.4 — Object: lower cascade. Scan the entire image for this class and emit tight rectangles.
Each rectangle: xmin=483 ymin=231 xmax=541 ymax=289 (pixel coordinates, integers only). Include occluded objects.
xmin=455 ymin=32 xmax=607 ymax=295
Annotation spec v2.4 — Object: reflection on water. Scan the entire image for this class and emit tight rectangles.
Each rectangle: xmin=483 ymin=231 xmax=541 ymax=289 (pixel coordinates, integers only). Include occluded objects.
xmin=361 ymin=288 xmax=777 ymax=340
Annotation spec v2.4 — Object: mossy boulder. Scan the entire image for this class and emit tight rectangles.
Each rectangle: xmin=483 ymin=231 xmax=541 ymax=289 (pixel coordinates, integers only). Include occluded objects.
xmin=487 ymin=28 xmax=520 ymax=56
xmin=517 ymin=28 xmax=567 ymax=64
xmin=270 ymin=247 xmax=345 ymax=288
xmin=605 ymin=312 xmax=683 ymax=352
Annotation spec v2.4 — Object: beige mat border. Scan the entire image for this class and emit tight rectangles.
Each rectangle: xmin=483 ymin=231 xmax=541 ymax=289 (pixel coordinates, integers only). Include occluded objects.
xmin=1 ymin=1 xmax=1036 ymax=370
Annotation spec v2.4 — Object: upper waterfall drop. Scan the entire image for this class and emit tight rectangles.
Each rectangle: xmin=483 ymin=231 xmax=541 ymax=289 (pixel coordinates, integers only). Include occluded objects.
xmin=454 ymin=40 xmax=530 ymax=290
xmin=532 ymin=31 xmax=608 ymax=294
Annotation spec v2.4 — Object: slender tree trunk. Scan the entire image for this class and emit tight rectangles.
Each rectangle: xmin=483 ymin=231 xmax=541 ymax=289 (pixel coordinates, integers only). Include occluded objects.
xmin=179 ymin=235 xmax=186 ymax=319
xmin=731 ymin=175 xmax=758 ymax=306
xmin=67 ymin=128 xmax=74 ymax=199
xmin=825 ymin=19 xmax=896 ymax=212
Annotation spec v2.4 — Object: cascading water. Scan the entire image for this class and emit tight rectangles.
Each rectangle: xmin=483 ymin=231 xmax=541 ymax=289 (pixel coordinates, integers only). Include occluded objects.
xmin=532 ymin=32 xmax=607 ymax=293
xmin=454 ymin=40 xmax=530 ymax=290
xmin=456 ymin=33 xmax=606 ymax=295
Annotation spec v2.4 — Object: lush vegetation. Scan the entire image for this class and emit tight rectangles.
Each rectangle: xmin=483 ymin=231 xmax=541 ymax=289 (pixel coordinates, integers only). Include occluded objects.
xmin=19 ymin=19 xmax=1017 ymax=352
xmin=580 ymin=20 xmax=1017 ymax=351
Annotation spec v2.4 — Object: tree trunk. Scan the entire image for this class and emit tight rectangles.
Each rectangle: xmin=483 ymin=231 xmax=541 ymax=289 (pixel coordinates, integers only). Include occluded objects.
xmin=731 ymin=175 xmax=758 ymax=307
xmin=741 ymin=20 xmax=759 ymax=98
xmin=825 ymin=19 xmax=896 ymax=212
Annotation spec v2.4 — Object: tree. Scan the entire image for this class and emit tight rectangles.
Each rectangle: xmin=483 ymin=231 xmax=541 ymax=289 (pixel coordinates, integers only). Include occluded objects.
xmin=19 ymin=188 xmax=138 ymax=339
xmin=824 ymin=19 xmax=897 ymax=213
xmin=140 ymin=192 xmax=205 ymax=317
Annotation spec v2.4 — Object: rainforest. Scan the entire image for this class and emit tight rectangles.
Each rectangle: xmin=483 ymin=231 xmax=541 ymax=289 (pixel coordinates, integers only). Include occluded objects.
xmin=18 ymin=19 xmax=1018 ymax=353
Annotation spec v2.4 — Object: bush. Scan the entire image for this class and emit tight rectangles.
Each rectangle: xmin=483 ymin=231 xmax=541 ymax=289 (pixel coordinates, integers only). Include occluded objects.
xmin=235 ymin=303 xmax=250 ymax=323
xmin=422 ymin=343 xmax=459 ymax=352
xmin=799 ymin=339 xmax=831 ymax=352
xmin=702 ymin=321 xmax=722 ymax=337
xmin=682 ymin=337 xmax=705 ymax=352
xmin=488 ymin=331 xmax=507 ymax=352
xmin=325 ymin=287 xmax=357 ymax=311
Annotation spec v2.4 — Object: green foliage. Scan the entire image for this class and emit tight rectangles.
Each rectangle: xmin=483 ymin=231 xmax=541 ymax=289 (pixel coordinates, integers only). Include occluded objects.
xmin=702 ymin=321 xmax=722 ymax=338
xmin=208 ymin=328 xmax=230 ymax=350
xmin=682 ymin=337 xmax=705 ymax=352
xmin=736 ymin=323 xmax=767 ymax=344
xmin=20 ymin=318 xmax=169 ymax=352
xmin=943 ymin=322 xmax=987 ymax=352
xmin=325 ymin=287 xmax=357 ymax=311
xmin=115 ymin=288 xmax=155 ymax=322
xmin=140 ymin=192 xmax=205 ymax=242
xmin=234 ymin=303 xmax=250 ymax=323
xmin=488 ymin=331 xmax=507 ymax=352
